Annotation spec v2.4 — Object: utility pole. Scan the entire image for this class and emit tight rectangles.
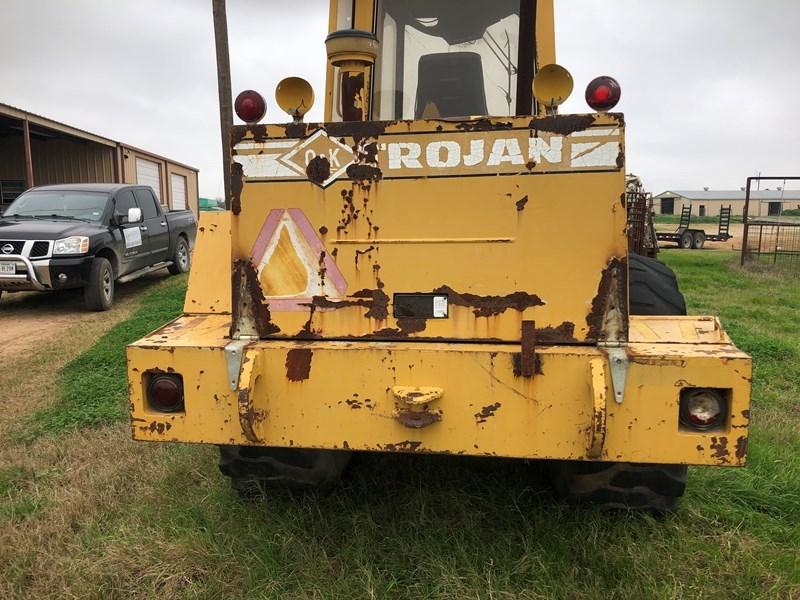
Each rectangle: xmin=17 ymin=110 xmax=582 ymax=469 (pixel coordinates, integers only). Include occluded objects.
xmin=212 ymin=0 xmax=233 ymax=210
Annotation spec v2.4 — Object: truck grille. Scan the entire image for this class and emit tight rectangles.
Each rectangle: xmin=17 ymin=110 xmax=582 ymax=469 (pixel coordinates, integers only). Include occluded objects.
xmin=0 ymin=240 xmax=24 ymax=255
xmin=30 ymin=241 xmax=50 ymax=257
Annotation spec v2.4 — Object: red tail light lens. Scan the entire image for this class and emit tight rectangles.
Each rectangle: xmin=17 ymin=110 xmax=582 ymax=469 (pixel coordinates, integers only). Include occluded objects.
xmin=585 ymin=76 xmax=621 ymax=112
xmin=680 ymin=389 xmax=726 ymax=431
xmin=234 ymin=90 xmax=267 ymax=124
xmin=147 ymin=373 xmax=184 ymax=413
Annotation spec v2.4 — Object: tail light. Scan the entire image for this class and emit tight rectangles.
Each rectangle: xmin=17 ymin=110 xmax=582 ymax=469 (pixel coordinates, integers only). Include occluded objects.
xmin=585 ymin=76 xmax=621 ymax=112
xmin=146 ymin=373 xmax=184 ymax=413
xmin=234 ymin=90 xmax=267 ymax=124
xmin=680 ymin=388 xmax=727 ymax=431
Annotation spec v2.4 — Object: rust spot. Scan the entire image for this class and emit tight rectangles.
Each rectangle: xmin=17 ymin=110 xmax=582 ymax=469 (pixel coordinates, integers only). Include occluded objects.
xmin=741 ymin=409 xmax=750 ymax=420
xmin=434 ymin=285 xmax=544 ymax=318
xmin=585 ymin=257 xmax=628 ymax=342
xmin=326 ymin=120 xmax=388 ymax=143
xmin=345 ymin=398 xmax=362 ymax=409
xmin=230 ymin=259 xmax=281 ymax=339
xmin=710 ymin=436 xmax=730 ymax=463
xmin=284 ymin=122 xmax=310 ymax=139
xmin=237 ymin=388 xmax=261 ymax=443
xmin=455 ymin=118 xmax=512 ymax=132
xmin=525 ymin=160 xmax=536 ymax=170
xmin=285 ymin=348 xmax=313 ymax=382
xmin=396 ymin=318 xmax=426 ymax=335
xmin=306 ymin=155 xmax=331 ymax=185
xmin=735 ymin=436 xmax=748 ymax=460
xmin=382 ymin=440 xmax=423 ymax=453
xmin=319 ymin=226 xmax=328 ymax=235
xmin=230 ymin=161 xmax=244 ymax=215
xmin=516 ymin=195 xmax=529 ymax=212
xmin=148 ymin=421 xmax=172 ymax=435
xmin=396 ymin=410 xmax=441 ymax=429
xmin=346 ymin=163 xmax=383 ymax=184
xmin=536 ymin=322 xmax=577 ymax=343
xmin=519 ymin=320 xmax=536 ymax=378
xmin=475 ymin=402 xmax=501 ymax=423
xmin=530 ymin=114 xmax=596 ymax=136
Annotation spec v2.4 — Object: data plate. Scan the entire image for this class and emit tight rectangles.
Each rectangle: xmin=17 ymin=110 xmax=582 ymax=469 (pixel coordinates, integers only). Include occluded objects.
xmin=394 ymin=294 xmax=449 ymax=319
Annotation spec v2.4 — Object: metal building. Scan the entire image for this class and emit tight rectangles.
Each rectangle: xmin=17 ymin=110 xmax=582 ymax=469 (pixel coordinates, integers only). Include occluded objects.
xmin=0 ymin=102 xmax=199 ymax=214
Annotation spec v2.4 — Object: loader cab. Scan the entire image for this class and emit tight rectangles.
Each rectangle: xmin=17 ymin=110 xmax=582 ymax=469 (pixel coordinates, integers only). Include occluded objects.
xmin=324 ymin=0 xmax=557 ymax=122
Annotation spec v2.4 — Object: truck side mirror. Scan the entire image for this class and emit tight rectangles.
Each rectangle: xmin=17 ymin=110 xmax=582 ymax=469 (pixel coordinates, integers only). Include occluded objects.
xmin=127 ymin=207 xmax=143 ymax=224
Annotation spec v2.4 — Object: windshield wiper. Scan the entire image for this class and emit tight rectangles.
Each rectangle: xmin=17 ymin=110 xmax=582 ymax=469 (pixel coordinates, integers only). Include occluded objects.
xmin=32 ymin=214 xmax=91 ymax=222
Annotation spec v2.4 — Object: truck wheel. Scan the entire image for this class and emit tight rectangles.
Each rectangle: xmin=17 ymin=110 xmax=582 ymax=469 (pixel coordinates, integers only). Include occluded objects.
xmin=167 ymin=236 xmax=190 ymax=275
xmin=84 ymin=257 xmax=114 ymax=311
xmin=218 ymin=445 xmax=352 ymax=496
xmin=679 ymin=231 xmax=694 ymax=249
xmin=692 ymin=231 xmax=706 ymax=249
xmin=549 ymin=254 xmax=688 ymax=512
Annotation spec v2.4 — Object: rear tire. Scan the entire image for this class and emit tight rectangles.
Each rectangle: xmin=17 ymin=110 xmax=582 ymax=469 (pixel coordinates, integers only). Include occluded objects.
xmin=549 ymin=253 xmax=688 ymax=512
xmin=692 ymin=231 xmax=706 ymax=249
xmin=218 ymin=445 xmax=352 ymax=496
xmin=84 ymin=257 xmax=114 ymax=311
xmin=167 ymin=236 xmax=190 ymax=275
xmin=679 ymin=231 xmax=693 ymax=249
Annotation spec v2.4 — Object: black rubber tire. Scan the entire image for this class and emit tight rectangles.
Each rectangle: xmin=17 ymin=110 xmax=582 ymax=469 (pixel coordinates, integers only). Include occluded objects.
xmin=679 ymin=231 xmax=693 ymax=249
xmin=84 ymin=257 xmax=114 ymax=311
xmin=167 ymin=236 xmax=190 ymax=275
xmin=218 ymin=445 xmax=352 ymax=496
xmin=550 ymin=462 xmax=688 ymax=513
xmin=692 ymin=231 xmax=706 ymax=250
xmin=628 ymin=253 xmax=687 ymax=316
xmin=549 ymin=254 xmax=688 ymax=512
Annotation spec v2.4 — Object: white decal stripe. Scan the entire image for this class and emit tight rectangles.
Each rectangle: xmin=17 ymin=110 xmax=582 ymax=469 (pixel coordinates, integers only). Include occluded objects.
xmin=570 ymin=142 xmax=620 ymax=168
xmin=571 ymin=128 xmax=619 ymax=138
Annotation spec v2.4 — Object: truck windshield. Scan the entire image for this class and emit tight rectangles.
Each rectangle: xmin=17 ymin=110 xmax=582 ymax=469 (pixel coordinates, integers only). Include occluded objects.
xmin=4 ymin=191 xmax=108 ymax=222
xmin=374 ymin=0 xmax=531 ymax=121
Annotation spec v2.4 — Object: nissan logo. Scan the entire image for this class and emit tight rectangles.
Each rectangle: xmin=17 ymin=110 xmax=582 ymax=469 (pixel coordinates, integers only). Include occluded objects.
xmin=1 ymin=244 xmax=14 ymax=255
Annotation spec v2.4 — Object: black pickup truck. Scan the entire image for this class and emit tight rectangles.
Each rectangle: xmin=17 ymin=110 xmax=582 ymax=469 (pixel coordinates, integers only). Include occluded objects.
xmin=0 ymin=183 xmax=196 ymax=310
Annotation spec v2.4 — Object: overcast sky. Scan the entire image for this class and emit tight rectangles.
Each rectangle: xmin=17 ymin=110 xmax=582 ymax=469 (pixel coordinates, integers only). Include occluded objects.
xmin=1 ymin=1 xmax=799 ymax=197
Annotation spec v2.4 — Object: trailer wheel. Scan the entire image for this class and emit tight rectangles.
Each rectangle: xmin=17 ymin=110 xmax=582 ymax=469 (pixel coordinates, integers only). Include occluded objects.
xmin=679 ymin=231 xmax=694 ymax=249
xmin=218 ymin=445 xmax=352 ymax=496
xmin=549 ymin=254 xmax=688 ymax=512
xmin=692 ymin=231 xmax=706 ymax=249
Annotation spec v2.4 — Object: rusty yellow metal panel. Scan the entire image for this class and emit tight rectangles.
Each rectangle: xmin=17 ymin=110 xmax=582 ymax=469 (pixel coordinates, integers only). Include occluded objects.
xmin=183 ymin=211 xmax=232 ymax=314
xmin=226 ymin=114 xmax=626 ymax=344
xmin=128 ymin=315 xmax=751 ymax=466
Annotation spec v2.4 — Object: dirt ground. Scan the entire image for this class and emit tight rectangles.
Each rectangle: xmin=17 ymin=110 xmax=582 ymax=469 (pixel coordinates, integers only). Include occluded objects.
xmin=654 ymin=222 xmax=745 ymax=252
xmin=0 ymin=272 xmax=173 ymax=437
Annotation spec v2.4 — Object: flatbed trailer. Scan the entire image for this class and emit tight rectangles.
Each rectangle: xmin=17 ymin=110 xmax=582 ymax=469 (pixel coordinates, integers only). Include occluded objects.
xmin=657 ymin=205 xmax=733 ymax=249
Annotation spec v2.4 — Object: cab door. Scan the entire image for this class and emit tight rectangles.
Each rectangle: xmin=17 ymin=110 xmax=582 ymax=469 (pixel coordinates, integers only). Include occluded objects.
xmin=134 ymin=188 xmax=170 ymax=263
xmin=113 ymin=189 xmax=150 ymax=273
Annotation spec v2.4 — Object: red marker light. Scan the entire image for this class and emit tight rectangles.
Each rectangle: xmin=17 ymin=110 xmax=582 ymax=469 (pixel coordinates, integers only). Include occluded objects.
xmin=147 ymin=374 xmax=184 ymax=413
xmin=234 ymin=90 xmax=267 ymax=124
xmin=585 ymin=76 xmax=621 ymax=112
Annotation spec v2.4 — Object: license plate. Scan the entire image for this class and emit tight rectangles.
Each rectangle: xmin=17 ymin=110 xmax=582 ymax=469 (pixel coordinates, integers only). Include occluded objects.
xmin=0 ymin=263 xmax=16 ymax=275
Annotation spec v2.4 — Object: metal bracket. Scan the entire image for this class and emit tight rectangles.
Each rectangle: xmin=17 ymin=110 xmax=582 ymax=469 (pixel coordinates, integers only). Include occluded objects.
xmin=599 ymin=343 xmax=629 ymax=404
xmin=224 ymin=337 xmax=256 ymax=391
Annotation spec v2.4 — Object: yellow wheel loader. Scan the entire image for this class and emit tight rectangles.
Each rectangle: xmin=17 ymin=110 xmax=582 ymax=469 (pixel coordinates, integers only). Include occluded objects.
xmin=127 ymin=0 xmax=751 ymax=511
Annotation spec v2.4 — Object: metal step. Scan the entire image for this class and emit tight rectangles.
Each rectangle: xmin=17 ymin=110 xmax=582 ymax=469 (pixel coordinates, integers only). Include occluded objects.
xmin=118 ymin=261 xmax=173 ymax=284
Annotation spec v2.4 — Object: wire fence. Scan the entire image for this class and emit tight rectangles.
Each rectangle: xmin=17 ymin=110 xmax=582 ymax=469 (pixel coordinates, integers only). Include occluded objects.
xmin=741 ymin=176 xmax=800 ymax=274
xmin=742 ymin=219 xmax=800 ymax=270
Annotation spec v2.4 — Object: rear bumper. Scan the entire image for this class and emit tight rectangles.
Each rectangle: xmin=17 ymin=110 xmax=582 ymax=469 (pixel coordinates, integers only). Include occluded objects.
xmin=127 ymin=315 xmax=751 ymax=466
xmin=0 ymin=254 xmax=92 ymax=292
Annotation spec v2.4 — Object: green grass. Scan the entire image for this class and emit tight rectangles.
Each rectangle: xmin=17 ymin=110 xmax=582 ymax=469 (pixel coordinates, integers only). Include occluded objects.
xmin=14 ymin=276 xmax=187 ymax=442
xmin=4 ymin=253 xmax=800 ymax=599
xmin=653 ymin=214 xmax=743 ymax=225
